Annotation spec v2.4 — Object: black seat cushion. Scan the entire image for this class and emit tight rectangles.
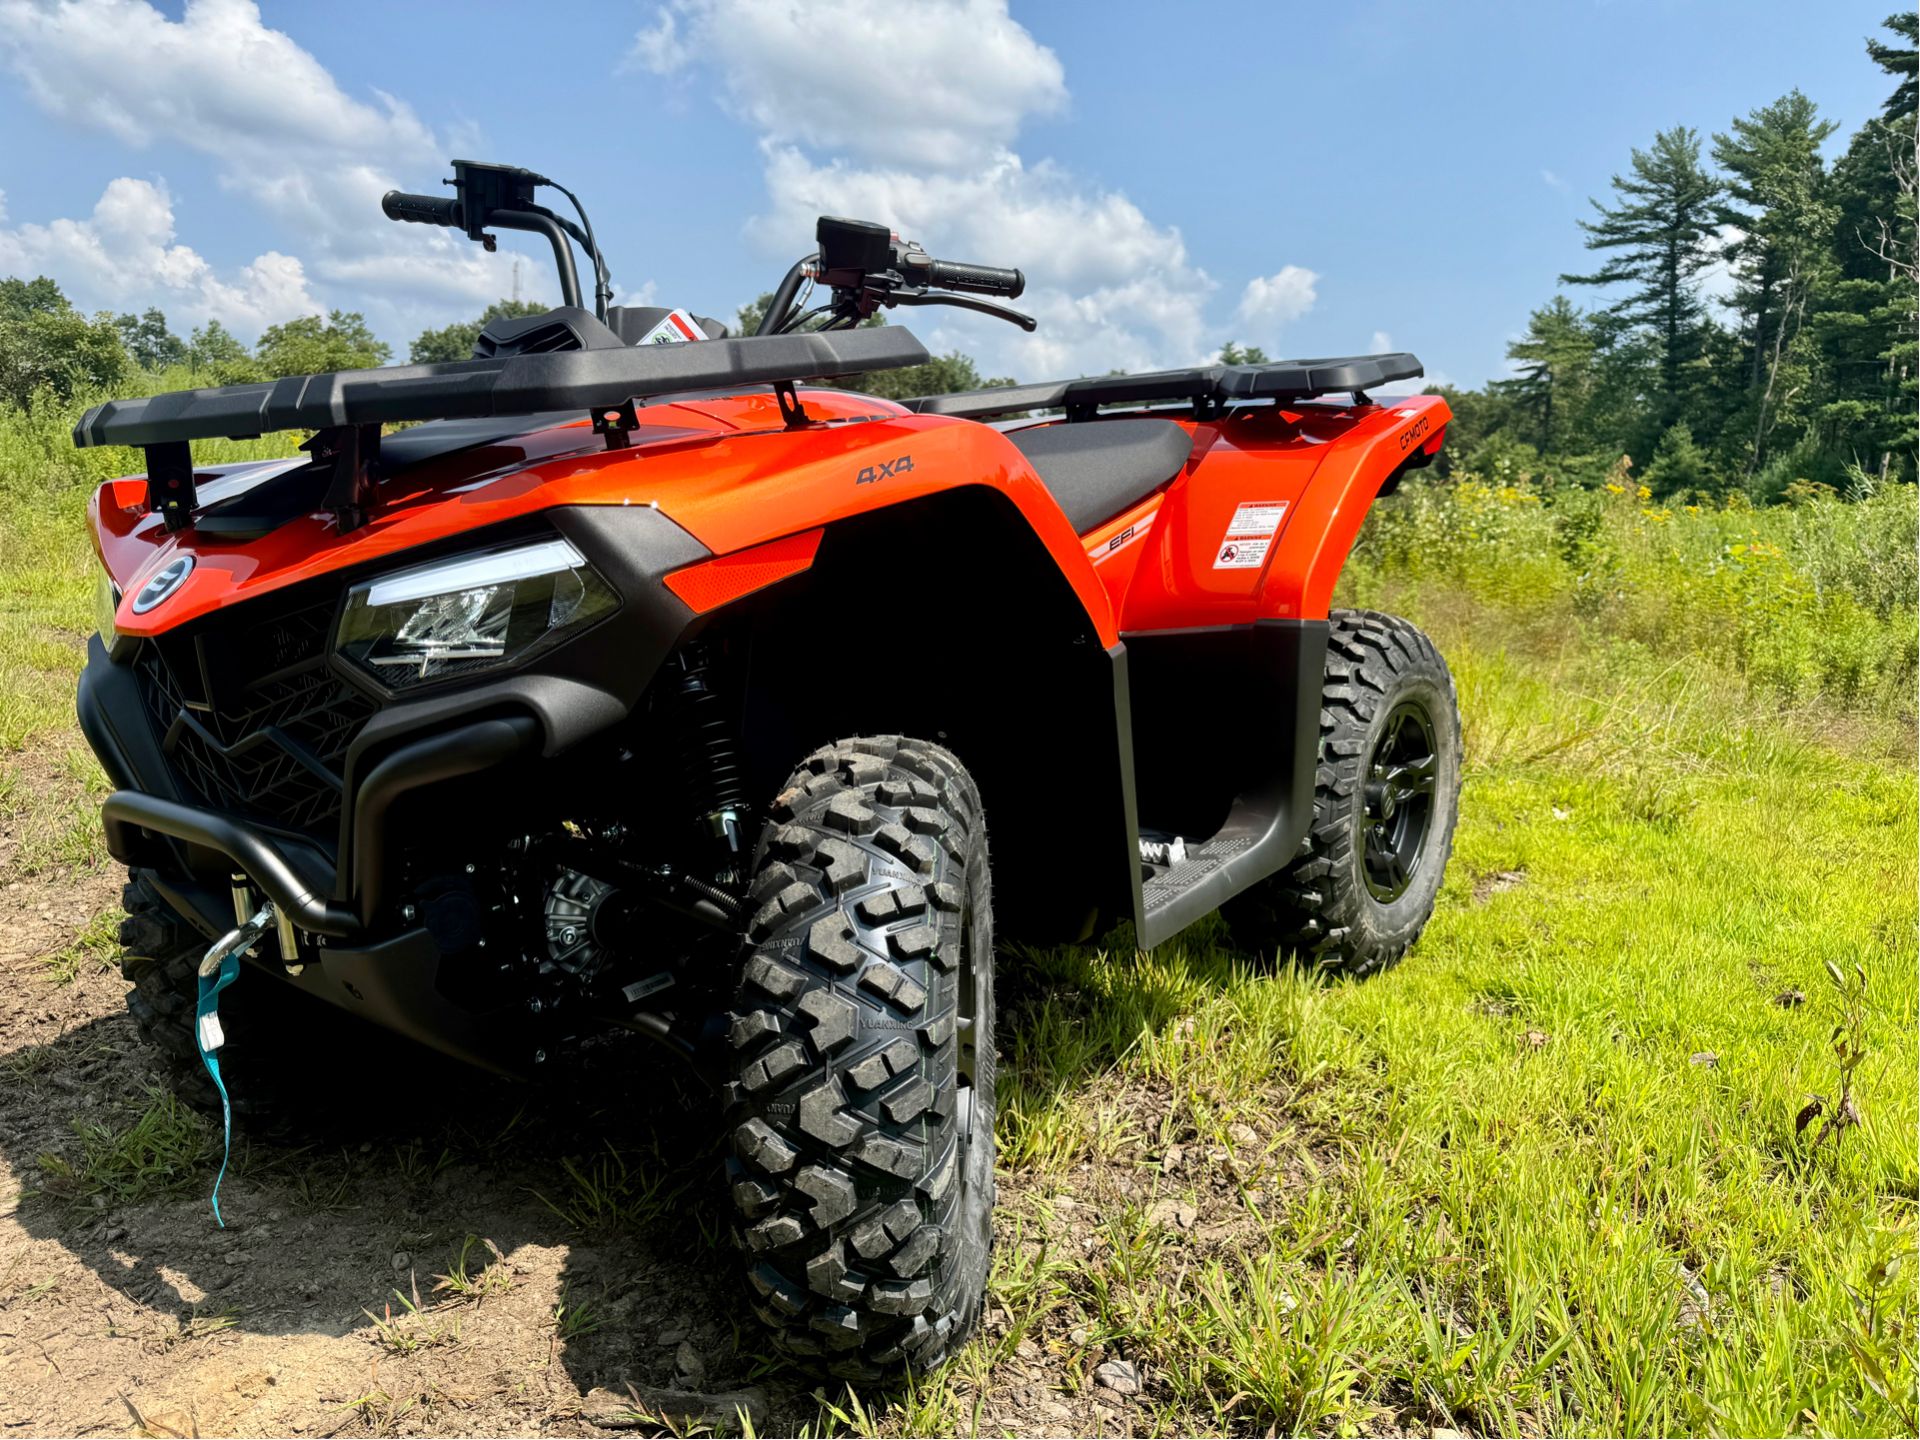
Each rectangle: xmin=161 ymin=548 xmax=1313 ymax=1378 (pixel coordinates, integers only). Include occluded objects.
xmin=1005 ymin=418 xmax=1192 ymax=533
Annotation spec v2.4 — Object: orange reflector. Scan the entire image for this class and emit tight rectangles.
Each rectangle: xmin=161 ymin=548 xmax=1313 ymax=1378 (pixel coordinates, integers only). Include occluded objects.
xmin=664 ymin=528 xmax=824 ymax=614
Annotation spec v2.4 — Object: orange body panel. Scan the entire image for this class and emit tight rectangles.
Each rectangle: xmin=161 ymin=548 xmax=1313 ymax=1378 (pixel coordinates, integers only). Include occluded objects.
xmin=664 ymin=527 xmax=823 ymax=613
xmin=1260 ymin=395 xmax=1449 ymax=620
xmin=93 ymin=386 xmax=1451 ymax=644
xmin=1034 ymin=390 xmax=1452 ymax=633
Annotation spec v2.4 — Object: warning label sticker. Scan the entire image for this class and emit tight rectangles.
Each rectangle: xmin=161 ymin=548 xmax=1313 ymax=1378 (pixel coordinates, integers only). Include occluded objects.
xmin=1214 ymin=500 xmax=1286 ymax=569
xmin=1226 ymin=500 xmax=1288 ymax=537
xmin=638 ymin=308 xmax=706 ymax=345
xmin=1213 ymin=536 xmax=1271 ymax=570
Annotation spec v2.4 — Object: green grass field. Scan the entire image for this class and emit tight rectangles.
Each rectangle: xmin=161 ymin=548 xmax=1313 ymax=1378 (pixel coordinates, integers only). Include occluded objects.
xmin=0 ymin=387 xmax=1914 ymax=1435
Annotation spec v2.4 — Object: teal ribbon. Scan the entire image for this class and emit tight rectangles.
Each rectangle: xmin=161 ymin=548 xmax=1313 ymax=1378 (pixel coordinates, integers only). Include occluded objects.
xmin=195 ymin=948 xmax=241 ymax=1227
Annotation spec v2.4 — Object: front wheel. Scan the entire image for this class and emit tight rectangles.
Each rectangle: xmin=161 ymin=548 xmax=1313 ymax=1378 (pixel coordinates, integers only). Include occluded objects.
xmin=723 ymin=737 xmax=994 ymax=1379
xmin=1223 ymin=609 xmax=1462 ymax=976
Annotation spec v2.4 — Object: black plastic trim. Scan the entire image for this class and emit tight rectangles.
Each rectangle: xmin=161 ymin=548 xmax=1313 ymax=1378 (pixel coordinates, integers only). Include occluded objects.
xmin=131 ymin=860 xmax=528 ymax=1076
xmin=307 ymin=927 xmax=529 ymax=1077
xmin=77 ymin=634 xmax=180 ymax=800
xmin=72 ymin=328 xmax=931 ymax=448
xmin=1108 ymin=641 xmax=1145 ymax=941
xmin=1127 ymin=619 xmax=1330 ymax=949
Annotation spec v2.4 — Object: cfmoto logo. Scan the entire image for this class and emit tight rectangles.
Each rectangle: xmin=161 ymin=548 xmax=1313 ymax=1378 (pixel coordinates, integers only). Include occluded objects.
xmin=131 ymin=556 xmax=195 ymax=614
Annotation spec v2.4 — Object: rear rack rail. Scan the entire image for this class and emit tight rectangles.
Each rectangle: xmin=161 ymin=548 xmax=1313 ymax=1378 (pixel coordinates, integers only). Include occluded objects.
xmin=901 ymin=351 xmax=1425 ymax=421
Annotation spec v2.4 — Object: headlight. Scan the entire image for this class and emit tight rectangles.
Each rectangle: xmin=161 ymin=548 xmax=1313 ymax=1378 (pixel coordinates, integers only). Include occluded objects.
xmin=335 ymin=536 xmax=616 ymax=690
xmin=95 ymin=572 xmax=120 ymax=646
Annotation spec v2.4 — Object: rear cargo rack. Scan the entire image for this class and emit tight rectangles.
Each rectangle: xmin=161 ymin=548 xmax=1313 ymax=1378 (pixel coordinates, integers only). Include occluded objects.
xmin=900 ymin=351 xmax=1424 ymax=421
xmin=72 ymin=326 xmax=931 ymax=533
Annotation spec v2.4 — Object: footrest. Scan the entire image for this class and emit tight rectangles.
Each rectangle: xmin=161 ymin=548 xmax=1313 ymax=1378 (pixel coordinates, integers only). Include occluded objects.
xmin=1142 ymin=835 xmax=1254 ymax=916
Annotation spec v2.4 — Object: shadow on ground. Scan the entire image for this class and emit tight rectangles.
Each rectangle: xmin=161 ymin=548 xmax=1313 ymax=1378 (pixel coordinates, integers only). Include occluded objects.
xmin=0 ymin=921 xmax=1286 ymax=1436
xmin=0 ymin=989 xmax=821 ymax=1435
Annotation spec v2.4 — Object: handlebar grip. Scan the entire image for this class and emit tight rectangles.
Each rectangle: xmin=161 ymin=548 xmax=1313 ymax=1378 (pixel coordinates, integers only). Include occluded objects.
xmin=382 ymin=191 xmax=460 ymax=227
xmin=924 ymin=258 xmax=1025 ymax=300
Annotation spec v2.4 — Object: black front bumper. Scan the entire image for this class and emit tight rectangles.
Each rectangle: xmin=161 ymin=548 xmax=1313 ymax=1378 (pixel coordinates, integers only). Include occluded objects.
xmin=98 ymin=711 xmax=539 ymax=938
xmin=78 ymin=502 xmax=711 ymax=1072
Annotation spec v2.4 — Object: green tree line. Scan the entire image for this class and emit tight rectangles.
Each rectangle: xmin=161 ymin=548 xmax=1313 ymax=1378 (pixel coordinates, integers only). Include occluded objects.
xmin=0 ymin=278 xmax=391 ymax=407
xmin=1442 ymin=13 xmax=1916 ymax=503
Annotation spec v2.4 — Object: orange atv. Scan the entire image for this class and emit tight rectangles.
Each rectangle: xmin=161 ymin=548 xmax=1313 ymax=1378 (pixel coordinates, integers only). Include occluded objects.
xmin=75 ymin=160 xmax=1460 ymax=1378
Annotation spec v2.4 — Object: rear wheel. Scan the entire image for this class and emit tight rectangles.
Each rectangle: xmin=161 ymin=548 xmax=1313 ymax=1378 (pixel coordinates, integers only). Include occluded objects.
xmin=1223 ymin=609 xmax=1461 ymax=976
xmin=723 ymin=737 xmax=994 ymax=1379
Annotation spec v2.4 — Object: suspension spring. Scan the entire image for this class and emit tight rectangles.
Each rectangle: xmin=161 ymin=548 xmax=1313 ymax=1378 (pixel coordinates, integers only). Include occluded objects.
xmin=671 ymin=642 xmax=748 ymax=854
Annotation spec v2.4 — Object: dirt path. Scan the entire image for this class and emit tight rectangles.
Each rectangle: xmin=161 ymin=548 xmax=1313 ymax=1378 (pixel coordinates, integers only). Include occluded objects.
xmin=0 ymin=861 xmax=1288 ymax=1437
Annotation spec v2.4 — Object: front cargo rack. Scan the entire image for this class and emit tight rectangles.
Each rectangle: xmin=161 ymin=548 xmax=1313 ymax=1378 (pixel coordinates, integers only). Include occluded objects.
xmin=71 ymin=326 xmax=931 ymax=534
xmin=901 ymin=351 xmax=1425 ymax=421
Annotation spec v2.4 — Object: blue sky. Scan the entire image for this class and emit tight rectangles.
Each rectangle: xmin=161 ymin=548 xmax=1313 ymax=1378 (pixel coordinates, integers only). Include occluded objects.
xmin=0 ymin=0 xmax=1898 ymax=388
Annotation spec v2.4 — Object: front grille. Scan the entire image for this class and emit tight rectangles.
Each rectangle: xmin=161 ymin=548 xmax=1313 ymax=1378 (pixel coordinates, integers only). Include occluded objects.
xmin=134 ymin=595 xmax=377 ymax=836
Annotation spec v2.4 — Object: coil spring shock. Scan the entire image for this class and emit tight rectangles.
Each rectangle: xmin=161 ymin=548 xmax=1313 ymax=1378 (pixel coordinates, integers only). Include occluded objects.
xmin=671 ymin=642 xmax=747 ymax=861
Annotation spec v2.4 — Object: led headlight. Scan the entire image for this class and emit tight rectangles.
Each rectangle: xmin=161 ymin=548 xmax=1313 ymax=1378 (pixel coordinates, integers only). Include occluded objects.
xmin=335 ymin=536 xmax=615 ymax=690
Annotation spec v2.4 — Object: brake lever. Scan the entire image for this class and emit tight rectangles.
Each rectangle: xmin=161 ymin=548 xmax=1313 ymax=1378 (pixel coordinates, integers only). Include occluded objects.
xmin=888 ymin=289 xmax=1038 ymax=333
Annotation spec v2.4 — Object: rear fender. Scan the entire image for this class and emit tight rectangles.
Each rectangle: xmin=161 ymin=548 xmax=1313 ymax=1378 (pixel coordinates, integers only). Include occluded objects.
xmin=1262 ymin=393 xmax=1451 ymax=620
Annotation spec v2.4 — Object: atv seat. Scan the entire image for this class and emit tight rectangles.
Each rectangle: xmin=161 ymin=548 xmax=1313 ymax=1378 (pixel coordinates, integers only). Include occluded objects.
xmin=1006 ymin=418 xmax=1193 ymax=534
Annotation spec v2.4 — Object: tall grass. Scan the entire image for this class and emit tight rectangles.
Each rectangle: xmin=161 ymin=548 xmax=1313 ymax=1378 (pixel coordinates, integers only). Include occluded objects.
xmin=0 ymin=379 xmax=297 ymax=868
xmin=1344 ymin=475 xmax=1919 ymax=726
xmin=0 ymin=377 xmax=297 ymax=749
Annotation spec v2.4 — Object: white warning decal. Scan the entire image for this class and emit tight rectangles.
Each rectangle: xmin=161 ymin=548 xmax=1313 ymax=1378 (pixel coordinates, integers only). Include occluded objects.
xmin=1213 ymin=536 xmax=1271 ymax=570
xmin=638 ymin=308 xmax=707 ymax=345
xmin=1213 ymin=500 xmax=1286 ymax=569
xmin=1226 ymin=500 xmax=1288 ymax=537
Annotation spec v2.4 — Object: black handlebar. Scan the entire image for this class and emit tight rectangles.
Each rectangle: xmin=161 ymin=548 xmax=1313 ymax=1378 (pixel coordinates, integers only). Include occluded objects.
xmin=382 ymin=191 xmax=459 ymax=227
xmin=919 ymin=258 xmax=1025 ymax=300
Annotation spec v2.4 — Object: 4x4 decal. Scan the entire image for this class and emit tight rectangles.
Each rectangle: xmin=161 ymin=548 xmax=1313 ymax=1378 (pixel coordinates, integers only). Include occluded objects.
xmin=856 ymin=454 xmax=914 ymax=484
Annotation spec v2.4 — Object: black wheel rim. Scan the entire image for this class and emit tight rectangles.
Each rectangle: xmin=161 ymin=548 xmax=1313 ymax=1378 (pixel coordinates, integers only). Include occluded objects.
xmin=1362 ymin=699 xmax=1439 ymax=903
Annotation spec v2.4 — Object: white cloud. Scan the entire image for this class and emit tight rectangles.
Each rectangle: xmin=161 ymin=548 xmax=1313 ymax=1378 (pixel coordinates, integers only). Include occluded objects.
xmin=1541 ymin=168 xmax=1569 ymax=192
xmin=1232 ymin=266 xmax=1319 ymax=342
xmin=0 ymin=176 xmax=320 ymax=330
xmin=756 ymin=147 xmax=1216 ymax=377
xmin=0 ymin=0 xmax=435 ymax=162
xmin=0 ymin=0 xmax=576 ymax=337
xmin=628 ymin=0 xmax=1296 ymax=377
xmin=629 ymin=0 xmax=1065 ymax=170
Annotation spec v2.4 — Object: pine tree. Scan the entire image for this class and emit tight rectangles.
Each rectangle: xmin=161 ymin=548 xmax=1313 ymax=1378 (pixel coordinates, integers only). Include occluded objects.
xmin=1866 ymin=10 xmax=1917 ymax=121
xmin=1561 ymin=127 xmax=1722 ymax=430
xmin=1497 ymin=296 xmax=1597 ymax=455
xmin=188 ymin=319 xmax=250 ymax=368
xmin=1641 ymin=420 xmax=1719 ymax=500
xmin=1712 ymin=92 xmax=1839 ymax=476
